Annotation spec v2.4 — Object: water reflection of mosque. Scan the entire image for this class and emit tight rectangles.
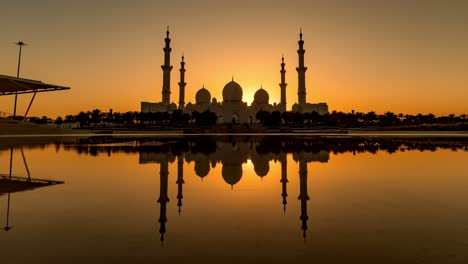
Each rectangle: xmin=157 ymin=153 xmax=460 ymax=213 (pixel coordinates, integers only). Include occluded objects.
xmin=139 ymin=140 xmax=329 ymax=243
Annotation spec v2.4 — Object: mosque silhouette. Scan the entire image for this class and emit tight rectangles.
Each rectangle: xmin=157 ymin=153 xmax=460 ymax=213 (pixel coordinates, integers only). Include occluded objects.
xmin=141 ymin=28 xmax=328 ymax=123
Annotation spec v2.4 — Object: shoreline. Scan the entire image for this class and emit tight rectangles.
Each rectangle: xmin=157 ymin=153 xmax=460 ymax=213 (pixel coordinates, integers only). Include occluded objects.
xmin=1 ymin=131 xmax=468 ymax=138
xmin=2 ymin=119 xmax=468 ymax=138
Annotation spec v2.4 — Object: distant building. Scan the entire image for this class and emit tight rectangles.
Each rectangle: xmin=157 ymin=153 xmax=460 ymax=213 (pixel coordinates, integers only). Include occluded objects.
xmin=141 ymin=28 xmax=328 ymax=122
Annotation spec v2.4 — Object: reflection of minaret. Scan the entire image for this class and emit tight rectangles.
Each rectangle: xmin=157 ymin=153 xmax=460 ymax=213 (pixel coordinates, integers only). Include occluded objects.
xmin=280 ymin=156 xmax=288 ymax=215
xmin=298 ymin=159 xmax=310 ymax=241
xmin=296 ymin=29 xmax=307 ymax=105
xmin=157 ymin=159 xmax=169 ymax=245
xmin=161 ymin=27 xmax=173 ymax=105
xmin=178 ymin=54 xmax=186 ymax=110
xmin=176 ymin=154 xmax=184 ymax=215
xmin=279 ymin=54 xmax=287 ymax=107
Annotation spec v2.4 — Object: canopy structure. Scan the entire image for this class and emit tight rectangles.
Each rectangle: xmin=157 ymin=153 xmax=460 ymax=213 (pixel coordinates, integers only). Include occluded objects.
xmin=0 ymin=74 xmax=69 ymax=96
xmin=0 ymin=74 xmax=70 ymax=118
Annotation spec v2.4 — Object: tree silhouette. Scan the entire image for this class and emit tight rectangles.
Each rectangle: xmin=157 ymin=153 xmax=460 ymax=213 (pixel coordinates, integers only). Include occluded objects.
xmin=256 ymin=111 xmax=270 ymax=125
xmin=76 ymin=111 xmax=89 ymax=128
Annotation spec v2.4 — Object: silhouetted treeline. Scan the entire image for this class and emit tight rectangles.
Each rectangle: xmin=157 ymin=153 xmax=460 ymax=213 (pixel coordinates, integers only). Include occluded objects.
xmin=51 ymin=109 xmax=467 ymax=129
xmin=256 ymin=110 xmax=467 ymax=129
xmin=55 ymin=109 xmax=217 ymax=128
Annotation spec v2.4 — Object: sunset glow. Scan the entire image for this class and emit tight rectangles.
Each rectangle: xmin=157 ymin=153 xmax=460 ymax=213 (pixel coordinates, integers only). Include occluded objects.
xmin=1 ymin=0 xmax=467 ymax=117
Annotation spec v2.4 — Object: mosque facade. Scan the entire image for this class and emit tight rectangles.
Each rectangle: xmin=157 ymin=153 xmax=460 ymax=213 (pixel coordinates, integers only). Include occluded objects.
xmin=141 ymin=29 xmax=328 ymax=123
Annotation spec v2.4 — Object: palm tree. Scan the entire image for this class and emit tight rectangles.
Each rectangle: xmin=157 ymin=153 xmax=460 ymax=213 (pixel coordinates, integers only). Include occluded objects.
xmin=310 ymin=111 xmax=320 ymax=125
xmin=293 ymin=112 xmax=304 ymax=125
xmin=281 ymin=111 xmax=295 ymax=125
xmin=64 ymin=115 xmax=75 ymax=128
xmin=256 ymin=111 xmax=271 ymax=125
xmin=448 ymin=114 xmax=458 ymax=123
xmin=113 ymin=112 xmax=123 ymax=125
xmin=171 ymin=110 xmax=184 ymax=125
xmin=270 ymin=111 xmax=282 ymax=126
xmin=123 ymin=111 xmax=136 ymax=126
xmin=461 ymin=114 xmax=466 ymax=124
xmin=424 ymin=113 xmax=436 ymax=124
xmin=382 ymin=111 xmax=398 ymax=126
xmin=91 ymin=109 xmax=103 ymax=127
xmin=75 ymin=111 xmax=89 ymax=128
xmin=363 ymin=111 xmax=377 ymax=125
xmin=404 ymin=114 xmax=414 ymax=125
xmin=54 ymin=116 xmax=64 ymax=127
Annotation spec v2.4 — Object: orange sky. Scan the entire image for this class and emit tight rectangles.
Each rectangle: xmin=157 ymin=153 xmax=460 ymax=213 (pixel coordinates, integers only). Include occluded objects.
xmin=1 ymin=0 xmax=467 ymax=118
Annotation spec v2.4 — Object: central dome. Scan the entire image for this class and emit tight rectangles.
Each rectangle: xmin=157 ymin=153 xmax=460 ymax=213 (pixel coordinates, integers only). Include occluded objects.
xmin=196 ymin=87 xmax=211 ymax=104
xmin=254 ymin=88 xmax=269 ymax=105
xmin=222 ymin=80 xmax=243 ymax=102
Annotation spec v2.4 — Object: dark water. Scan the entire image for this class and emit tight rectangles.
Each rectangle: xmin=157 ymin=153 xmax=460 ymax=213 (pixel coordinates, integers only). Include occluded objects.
xmin=1 ymin=135 xmax=468 ymax=263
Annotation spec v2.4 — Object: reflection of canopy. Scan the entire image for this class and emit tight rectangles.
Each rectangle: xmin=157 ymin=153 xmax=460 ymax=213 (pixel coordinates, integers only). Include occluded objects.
xmin=0 ymin=175 xmax=63 ymax=195
xmin=0 ymin=74 xmax=69 ymax=95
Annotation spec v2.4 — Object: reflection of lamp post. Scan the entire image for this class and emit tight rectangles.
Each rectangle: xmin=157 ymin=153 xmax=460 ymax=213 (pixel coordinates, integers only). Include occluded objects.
xmin=4 ymin=147 xmax=14 ymax=231
xmin=13 ymin=41 xmax=27 ymax=117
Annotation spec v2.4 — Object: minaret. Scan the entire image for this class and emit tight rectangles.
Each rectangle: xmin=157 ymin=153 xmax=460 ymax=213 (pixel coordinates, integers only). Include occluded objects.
xmin=178 ymin=54 xmax=186 ymax=110
xmin=176 ymin=154 xmax=184 ymax=215
xmin=280 ymin=155 xmax=288 ymax=215
xmin=279 ymin=54 xmax=287 ymax=107
xmin=296 ymin=29 xmax=307 ymax=105
xmin=157 ymin=159 xmax=169 ymax=245
xmin=161 ymin=27 xmax=173 ymax=105
xmin=298 ymin=159 xmax=310 ymax=241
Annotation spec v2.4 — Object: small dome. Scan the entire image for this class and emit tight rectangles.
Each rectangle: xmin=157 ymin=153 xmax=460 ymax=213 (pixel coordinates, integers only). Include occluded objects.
xmin=254 ymin=88 xmax=269 ymax=105
xmin=196 ymin=88 xmax=211 ymax=104
xmin=194 ymin=159 xmax=210 ymax=178
xmin=222 ymin=80 xmax=243 ymax=102
xmin=254 ymin=162 xmax=270 ymax=177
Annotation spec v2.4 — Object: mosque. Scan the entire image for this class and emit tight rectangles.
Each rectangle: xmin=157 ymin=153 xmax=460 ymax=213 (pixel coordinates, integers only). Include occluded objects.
xmin=141 ymin=29 xmax=328 ymax=123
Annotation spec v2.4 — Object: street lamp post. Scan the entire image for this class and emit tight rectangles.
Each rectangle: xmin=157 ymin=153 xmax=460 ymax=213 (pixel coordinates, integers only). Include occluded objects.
xmin=13 ymin=41 xmax=27 ymax=118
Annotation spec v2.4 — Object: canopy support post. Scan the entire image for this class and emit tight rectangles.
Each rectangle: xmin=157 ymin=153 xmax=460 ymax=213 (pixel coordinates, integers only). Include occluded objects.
xmin=13 ymin=93 xmax=18 ymax=118
xmin=23 ymin=91 xmax=37 ymax=119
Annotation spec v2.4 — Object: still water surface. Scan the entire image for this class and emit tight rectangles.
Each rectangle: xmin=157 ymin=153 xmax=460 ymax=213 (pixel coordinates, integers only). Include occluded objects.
xmin=1 ymin=135 xmax=468 ymax=263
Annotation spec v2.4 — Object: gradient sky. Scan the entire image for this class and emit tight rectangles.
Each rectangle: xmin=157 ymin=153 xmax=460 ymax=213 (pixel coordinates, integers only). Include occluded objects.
xmin=1 ymin=0 xmax=467 ymax=118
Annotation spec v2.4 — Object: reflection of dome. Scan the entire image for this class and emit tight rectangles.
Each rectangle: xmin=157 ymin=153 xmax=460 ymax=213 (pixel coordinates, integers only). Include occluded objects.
xmin=254 ymin=88 xmax=269 ymax=105
xmin=254 ymin=161 xmax=270 ymax=177
xmin=222 ymin=80 xmax=243 ymax=102
xmin=194 ymin=159 xmax=210 ymax=178
xmin=196 ymin=88 xmax=211 ymax=104
xmin=222 ymin=164 xmax=242 ymax=186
